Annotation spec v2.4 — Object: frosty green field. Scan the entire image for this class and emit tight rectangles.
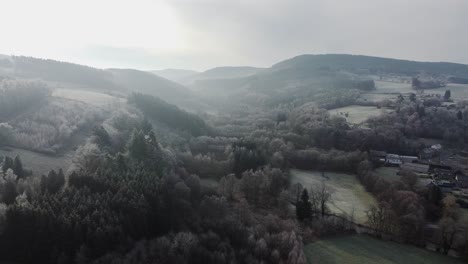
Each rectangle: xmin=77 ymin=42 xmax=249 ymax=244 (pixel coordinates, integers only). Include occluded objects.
xmin=328 ymin=105 xmax=391 ymax=124
xmin=304 ymin=235 xmax=464 ymax=264
xmin=52 ymin=88 xmax=125 ymax=107
xmin=290 ymin=169 xmax=376 ymax=223
xmin=0 ymin=147 xmax=73 ymax=177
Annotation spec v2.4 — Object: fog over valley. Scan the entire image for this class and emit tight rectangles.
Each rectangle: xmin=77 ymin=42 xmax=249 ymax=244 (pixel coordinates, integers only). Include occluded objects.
xmin=1 ymin=1 xmax=468 ymax=264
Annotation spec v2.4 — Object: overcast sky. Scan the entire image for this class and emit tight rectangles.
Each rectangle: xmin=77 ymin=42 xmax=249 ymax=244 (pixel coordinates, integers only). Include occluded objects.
xmin=1 ymin=0 xmax=467 ymax=71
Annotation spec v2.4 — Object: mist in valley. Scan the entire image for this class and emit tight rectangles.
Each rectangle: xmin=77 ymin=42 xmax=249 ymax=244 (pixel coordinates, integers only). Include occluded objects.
xmin=1 ymin=1 xmax=468 ymax=264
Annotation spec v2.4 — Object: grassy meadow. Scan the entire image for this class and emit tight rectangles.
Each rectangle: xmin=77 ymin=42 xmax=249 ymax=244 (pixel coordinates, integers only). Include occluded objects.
xmin=0 ymin=147 xmax=73 ymax=177
xmin=304 ymin=235 xmax=464 ymax=264
xmin=52 ymin=88 xmax=124 ymax=107
xmin=290 ymin=169 xmax=376 ymax=223
xmin=328 ymin=105 xmax=390 ymax=124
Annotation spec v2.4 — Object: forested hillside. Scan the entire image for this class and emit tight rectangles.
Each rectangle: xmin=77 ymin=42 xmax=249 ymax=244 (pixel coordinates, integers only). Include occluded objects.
xmin=129 ymin=93 xmax=210 ymax=136
xmin=0 ymin=78 xmax=50 ymax=122
xmin=0 ymin=56 xmax=193 ymax=104
xmin=109 ymin=69 xmax=193 ymax=102
xmin=272 ymin=54 xmax=468 ymax=77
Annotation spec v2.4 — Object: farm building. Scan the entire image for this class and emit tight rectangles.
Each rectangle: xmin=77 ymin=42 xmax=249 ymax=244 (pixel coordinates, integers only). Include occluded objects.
xmin=400 ymin=155 xmax=419 ymax=163
xmin=385 ymin=154 xmax=402 ymax=166
xmin=384 ymin=153 xmax=418 ymax=166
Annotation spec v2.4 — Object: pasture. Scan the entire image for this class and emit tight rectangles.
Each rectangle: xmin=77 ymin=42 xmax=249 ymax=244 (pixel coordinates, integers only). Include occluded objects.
xmin=374 ymin=80 xmax=413 ymax=93
xmin=425 ymin=83 xmax=468 ymax=101
xmin=328 ymin=105 xmax=390 ymax=124
xmin=52 ymin=88 xmax=125 ymax=107
xmin=360 ymin=80 xmax=412 ymax=103
xmin=304 ymin=235 xmax=464 ymax=264
xmin=0 ymin=147 xmax=73 ymax=177
xmin=290 ymin=170 xmax=376 ymax=223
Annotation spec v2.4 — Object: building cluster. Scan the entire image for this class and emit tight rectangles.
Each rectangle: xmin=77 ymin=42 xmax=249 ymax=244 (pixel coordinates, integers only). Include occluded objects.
xmin=371 ymin=145 xmax=468 ymax=196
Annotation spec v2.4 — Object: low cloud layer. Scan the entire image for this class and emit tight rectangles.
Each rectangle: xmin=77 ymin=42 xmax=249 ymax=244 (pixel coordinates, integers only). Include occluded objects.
xmin=1 ymin=0 xmax=467 ymax=70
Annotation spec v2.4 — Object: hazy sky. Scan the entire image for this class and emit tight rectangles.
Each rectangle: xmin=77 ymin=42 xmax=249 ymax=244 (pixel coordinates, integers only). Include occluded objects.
xmin=1 ymin=0 xmax=467 ymax=71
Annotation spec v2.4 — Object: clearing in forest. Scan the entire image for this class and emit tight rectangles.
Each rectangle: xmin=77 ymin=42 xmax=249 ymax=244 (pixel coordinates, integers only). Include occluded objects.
xmin=52 ymin=88 xmax=124 ymax=107
xmin=328 ymin=105 xmax=390 ymax=124
xmin=290 ymin=170 xmax=376 ymax=223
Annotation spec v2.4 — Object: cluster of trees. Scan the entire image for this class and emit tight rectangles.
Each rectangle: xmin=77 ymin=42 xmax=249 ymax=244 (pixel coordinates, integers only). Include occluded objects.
xmin=0 ymin=104 xmax=308 ymax=263
xmin=0 ymin=78 xmax=50 ymax=122
xmin=2 ymin=99 xmax=104 ymax=153
xmin=358 ymin=161 xmax=468 ymax=256
xmin=412 ymin=77 xmax=445 ymax=89
xmin=368 ymin=99 xmax=468 ymax=144
xmin=358 ymin=161 xmax=429 ymax=243
xmin=295 ymin=182 xmax=332 ymax=221
xmin=331 ymin=78 xmax=375 ymax=91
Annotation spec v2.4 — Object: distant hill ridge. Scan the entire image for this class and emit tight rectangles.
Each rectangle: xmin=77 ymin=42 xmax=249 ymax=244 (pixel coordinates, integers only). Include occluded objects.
xmin=272 ymin=54 xmax=468 ymax=77
xmin=0 ymin=55 xmax=192 ymax=104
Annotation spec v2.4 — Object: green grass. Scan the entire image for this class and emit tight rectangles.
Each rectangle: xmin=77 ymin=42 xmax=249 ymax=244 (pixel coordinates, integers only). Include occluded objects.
xmin=374 ymin=167 xmax=400 ymax=182
xmin=328 ymin=105 xmax=391 ymax=124
xmin=290 ymin=170 xmax=376 ymax=223
xmin=304 ymin=235 xmax=464 ymax=264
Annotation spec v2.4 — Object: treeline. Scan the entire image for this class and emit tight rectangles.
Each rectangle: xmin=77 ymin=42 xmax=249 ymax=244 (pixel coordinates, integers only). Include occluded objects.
xmin=289 ymin=103 xmax=421 ymax=154
xmin=368 ymin=99 xmax=468 ymax=143
xmin=331 ymin=78 xmax=375 ymax=91
xmin=0 ymin=78 xmax=50 ymax=122
xmin=448 ymin=76 xmax=468 ymax=84
xmin=129 ymin=93 xmax=210 ymax=137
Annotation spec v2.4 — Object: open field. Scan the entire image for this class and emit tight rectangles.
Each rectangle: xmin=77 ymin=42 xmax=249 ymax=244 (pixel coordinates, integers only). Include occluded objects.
xmin=290 ymin=170 xmax=376 ymax=223
xmin=0 ymin=147 xmax=73 ymax=177
xmin=374 ymin=167 xmax=400 ymax=182
xmin=304 ymin=235 xmax=464 ymax=264
xmin=425 ymin=84 xmax=468 ymax=101
xmin=52 ymin=88 xmax=125 ymax=107
xmin=360 ymin=93 xmax=397 ymax=102
xmin=328 ymin=105 xmax=391 ymax=124
xmin=360 ymin=81 xmax=412 ymax=102
xmin=374 ymin=80 xmax=413 ymax=93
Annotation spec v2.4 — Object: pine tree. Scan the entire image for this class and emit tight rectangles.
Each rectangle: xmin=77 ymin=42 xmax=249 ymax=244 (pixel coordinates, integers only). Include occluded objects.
xmin=13 ymin=155 xmax=24 ymax=179
xmin=296 ymin=189 xmax=312 ymax=221
xmin=93 ymin=126 xmax=111 ymax=149
xmin=444 ymin=90 xmax=451 ymax=101
xmin=128 ymin=130 xmax=148 ymax=161
xmin=1 ymin=156 xmax=14 ymax=173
